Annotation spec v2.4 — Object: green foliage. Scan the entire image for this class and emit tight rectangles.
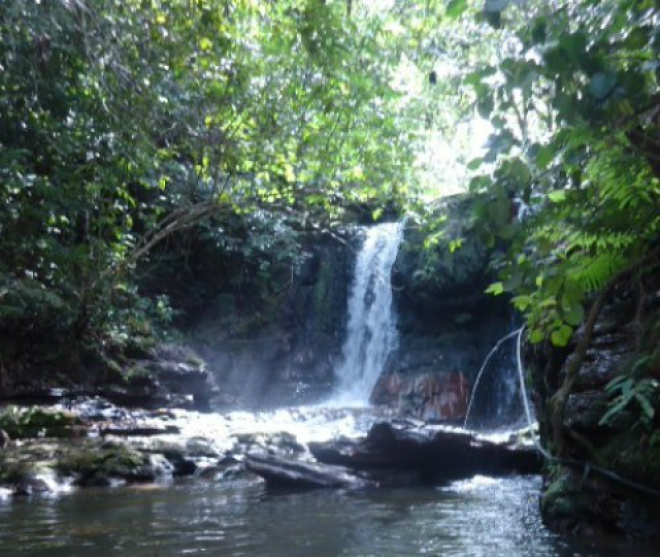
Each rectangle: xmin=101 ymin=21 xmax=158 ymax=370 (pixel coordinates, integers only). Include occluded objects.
xmin=0 ymin=0 xmax=419 ymax=378
xmin=451 ymin=0 xmax=660 ymax=346
xmin=599 ymin=353 xmax=660 ymax=432
xmin=599 ymin=375 xmax=658 ymax=430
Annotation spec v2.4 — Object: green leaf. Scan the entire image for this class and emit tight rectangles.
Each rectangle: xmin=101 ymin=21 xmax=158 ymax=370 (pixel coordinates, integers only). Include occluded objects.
xmin=199 ymin=37 xmax=213 ymax=51
xmin=536 ymin=146 xmax=554 ymax=169
xmin=467 ymin=158 xmax=484 ymax=171
xmin=599 ymin=399 xmax=629 ymax=426
xmin=635 ymin=393 xmax=655 ymax=421
xmin=477 ymin=94 xmax=494 ymax=118
xmin=548 ymin=190 xmax=566 ymax=203
xmin=563 ymin=302 xmax=584 ymax=326
xmin=550 ymin=324 xmax=573 ymax=347
xmin=483 ymin=10 xmax=502 ymax=29
xmin=531 ymin=19 xmax=547 ymax=44
xmin=446 ymin=0 xmax=468 ymax=19
xmin=485 ymin=282 xmax=505 ymax=295
xmin=484 ymin=0 xmax=509 ymax=13
xmin=529 ymin=329 xmax=545 ymax=344
xmin=512 ymin=295 xmax=532 ymax=311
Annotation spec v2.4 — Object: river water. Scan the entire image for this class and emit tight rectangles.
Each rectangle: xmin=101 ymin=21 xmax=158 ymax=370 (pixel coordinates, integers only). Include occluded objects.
xmin=0 ymin=472 xmax=655 ymax=557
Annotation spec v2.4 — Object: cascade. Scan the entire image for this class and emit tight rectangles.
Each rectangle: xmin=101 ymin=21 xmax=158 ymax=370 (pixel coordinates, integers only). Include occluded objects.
xmin=332 ymin=222 xmax=403 ymax=405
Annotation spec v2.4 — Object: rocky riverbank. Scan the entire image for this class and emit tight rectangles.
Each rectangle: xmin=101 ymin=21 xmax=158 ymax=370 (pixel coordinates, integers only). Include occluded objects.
xmin=0 ymin=398 xmax=538 ymax=499
xmin=528 ymin=289 xmax=660 ymax=538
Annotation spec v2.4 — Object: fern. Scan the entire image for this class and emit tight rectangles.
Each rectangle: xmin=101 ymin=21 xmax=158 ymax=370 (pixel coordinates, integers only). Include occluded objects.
xmin=568 ymin=252 xmax=626 ymax=292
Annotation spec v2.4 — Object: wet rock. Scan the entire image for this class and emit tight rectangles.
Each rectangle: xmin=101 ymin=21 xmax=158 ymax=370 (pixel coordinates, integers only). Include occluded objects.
xmin=371 ymin=372 xmax=470 ymax=422
xmin=14 ymin=475 xmax=52 ymax=496
xmin=245 ymin=455 xmax=375 ymax=489
xmin=563 ymin=391 xmax=609 ymax=433
xmin=527 ymin=290 xmax=660 ymax=539
xmin=98 ymin=424 xmax=180 ymax=437
xmin=232 ymin=431 xmax=306 ymax=460
xmin=0 ymin=452 xmax=32 ymax=486
xmin=56 ymin=442 xmax=153 ymax=487
xmin=310 ymin=422 xmax=541 ymax=484
xmin=196 ymin=455 xmax=253 ymax=483
xmin=75 ymin=397 xmax=132 ymax=422
xmin=178 ymin=437 xmax=218 ymax=459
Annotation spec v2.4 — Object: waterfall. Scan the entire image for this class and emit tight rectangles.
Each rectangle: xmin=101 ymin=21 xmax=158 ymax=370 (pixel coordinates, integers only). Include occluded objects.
xmin=332 ymin=222 xmax=403 ymax=405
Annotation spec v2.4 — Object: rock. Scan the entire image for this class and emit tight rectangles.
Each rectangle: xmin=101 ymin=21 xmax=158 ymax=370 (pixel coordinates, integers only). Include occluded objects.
xmin=310 ymin=422 xmax=541 ymax=484
xmin=56 ymin=442 xmax=154 ymax=487
xmin=563 ymin=391 xmax=609 ymax=433
xmin=0 ymin=406 xmax=82 ymax=439
xmin=184 ymin=437 xmax=220 ymax=458
xmin=527 ymin=290 xmax=660 ymax=539
xmin=371 ymin=372 xmax=470 ymax=422
xmin=245 ymin=455 xmax=375 ymax=489
xmin=14 ymin=475 xmax=52 ymax=496
xmin=98 ymin=425 xmax=180 ymax=437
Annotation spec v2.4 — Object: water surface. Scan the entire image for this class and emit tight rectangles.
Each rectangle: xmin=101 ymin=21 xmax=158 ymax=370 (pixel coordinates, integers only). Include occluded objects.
xmin=0 ymin=476 xmax=653 ymax=557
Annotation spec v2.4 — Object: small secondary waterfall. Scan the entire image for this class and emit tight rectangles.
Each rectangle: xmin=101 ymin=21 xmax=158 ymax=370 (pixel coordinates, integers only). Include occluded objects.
xmin=333 ymin=222 xmax=403 ymax=405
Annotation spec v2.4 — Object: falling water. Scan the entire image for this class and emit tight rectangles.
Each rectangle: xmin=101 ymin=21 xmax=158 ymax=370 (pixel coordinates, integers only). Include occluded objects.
xmin=463 ymin=326 xmax=535 ymax=430
xmin=332 ymin=222 xmax=403 ymax=405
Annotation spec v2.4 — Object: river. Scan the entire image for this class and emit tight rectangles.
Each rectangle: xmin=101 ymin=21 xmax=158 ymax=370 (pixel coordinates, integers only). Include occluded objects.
xmin=1 ymin=470 xmax=655 ymax=557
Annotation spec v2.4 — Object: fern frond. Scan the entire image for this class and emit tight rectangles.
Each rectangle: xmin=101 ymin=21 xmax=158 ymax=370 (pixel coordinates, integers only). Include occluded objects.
xmin=568 ymin=252 xmax=626 ymax=292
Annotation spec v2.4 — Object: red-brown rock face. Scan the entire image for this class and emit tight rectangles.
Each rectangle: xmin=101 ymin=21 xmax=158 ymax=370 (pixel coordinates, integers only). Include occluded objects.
xmin=370 ymin=372 xmax=470 ymax=421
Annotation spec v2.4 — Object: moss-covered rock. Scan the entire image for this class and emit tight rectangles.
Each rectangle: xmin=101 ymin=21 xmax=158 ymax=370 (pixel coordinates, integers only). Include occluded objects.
xmin=0 ymin=406 xmax=82 ymax=439
xmin=56 ymin=442 xmax=153 ymax=486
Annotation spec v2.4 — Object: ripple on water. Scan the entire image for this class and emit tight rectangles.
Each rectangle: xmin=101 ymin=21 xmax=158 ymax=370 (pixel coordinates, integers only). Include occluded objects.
xmin=0 ymin=476 xmax=657 ymax=557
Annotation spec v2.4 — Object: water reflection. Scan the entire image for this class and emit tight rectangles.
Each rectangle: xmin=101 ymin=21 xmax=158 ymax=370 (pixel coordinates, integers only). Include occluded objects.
xmin=0 ymin=477 xmax=654 ymax=557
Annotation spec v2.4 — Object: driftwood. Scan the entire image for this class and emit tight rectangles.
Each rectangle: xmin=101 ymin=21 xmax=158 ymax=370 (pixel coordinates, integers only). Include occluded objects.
xmin=245 ymin=455 xmax=375 ymax=489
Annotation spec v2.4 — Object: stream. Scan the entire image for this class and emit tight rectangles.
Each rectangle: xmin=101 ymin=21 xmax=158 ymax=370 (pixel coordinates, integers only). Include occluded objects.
xmin=0 ymin=403 xmax=656 ymax=557
xmin=0 ymin=469 xmax=653 ymax=557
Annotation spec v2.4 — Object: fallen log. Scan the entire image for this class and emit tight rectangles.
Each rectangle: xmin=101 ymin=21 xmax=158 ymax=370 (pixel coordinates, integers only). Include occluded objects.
xmin=245 ymin=455 xmax=375 ymax=489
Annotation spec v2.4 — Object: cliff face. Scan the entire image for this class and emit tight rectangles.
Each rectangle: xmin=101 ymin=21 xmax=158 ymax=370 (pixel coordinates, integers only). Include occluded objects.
xmin=527 ymin=286 xmax=660 ymax=538
xmin=186 ymin=231 xmax=357 ymax=409
xmin=375 ymin=198 xmax=522 ymax=425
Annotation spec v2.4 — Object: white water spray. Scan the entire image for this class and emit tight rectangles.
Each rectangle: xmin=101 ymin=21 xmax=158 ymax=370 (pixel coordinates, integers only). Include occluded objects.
xmin=332 ymin=222 xmax=403 ymax=405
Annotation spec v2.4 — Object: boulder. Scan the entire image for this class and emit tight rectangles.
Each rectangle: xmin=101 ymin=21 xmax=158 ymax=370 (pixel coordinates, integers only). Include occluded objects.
xmin=310 ymin=422 xmax=541 ymax=484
